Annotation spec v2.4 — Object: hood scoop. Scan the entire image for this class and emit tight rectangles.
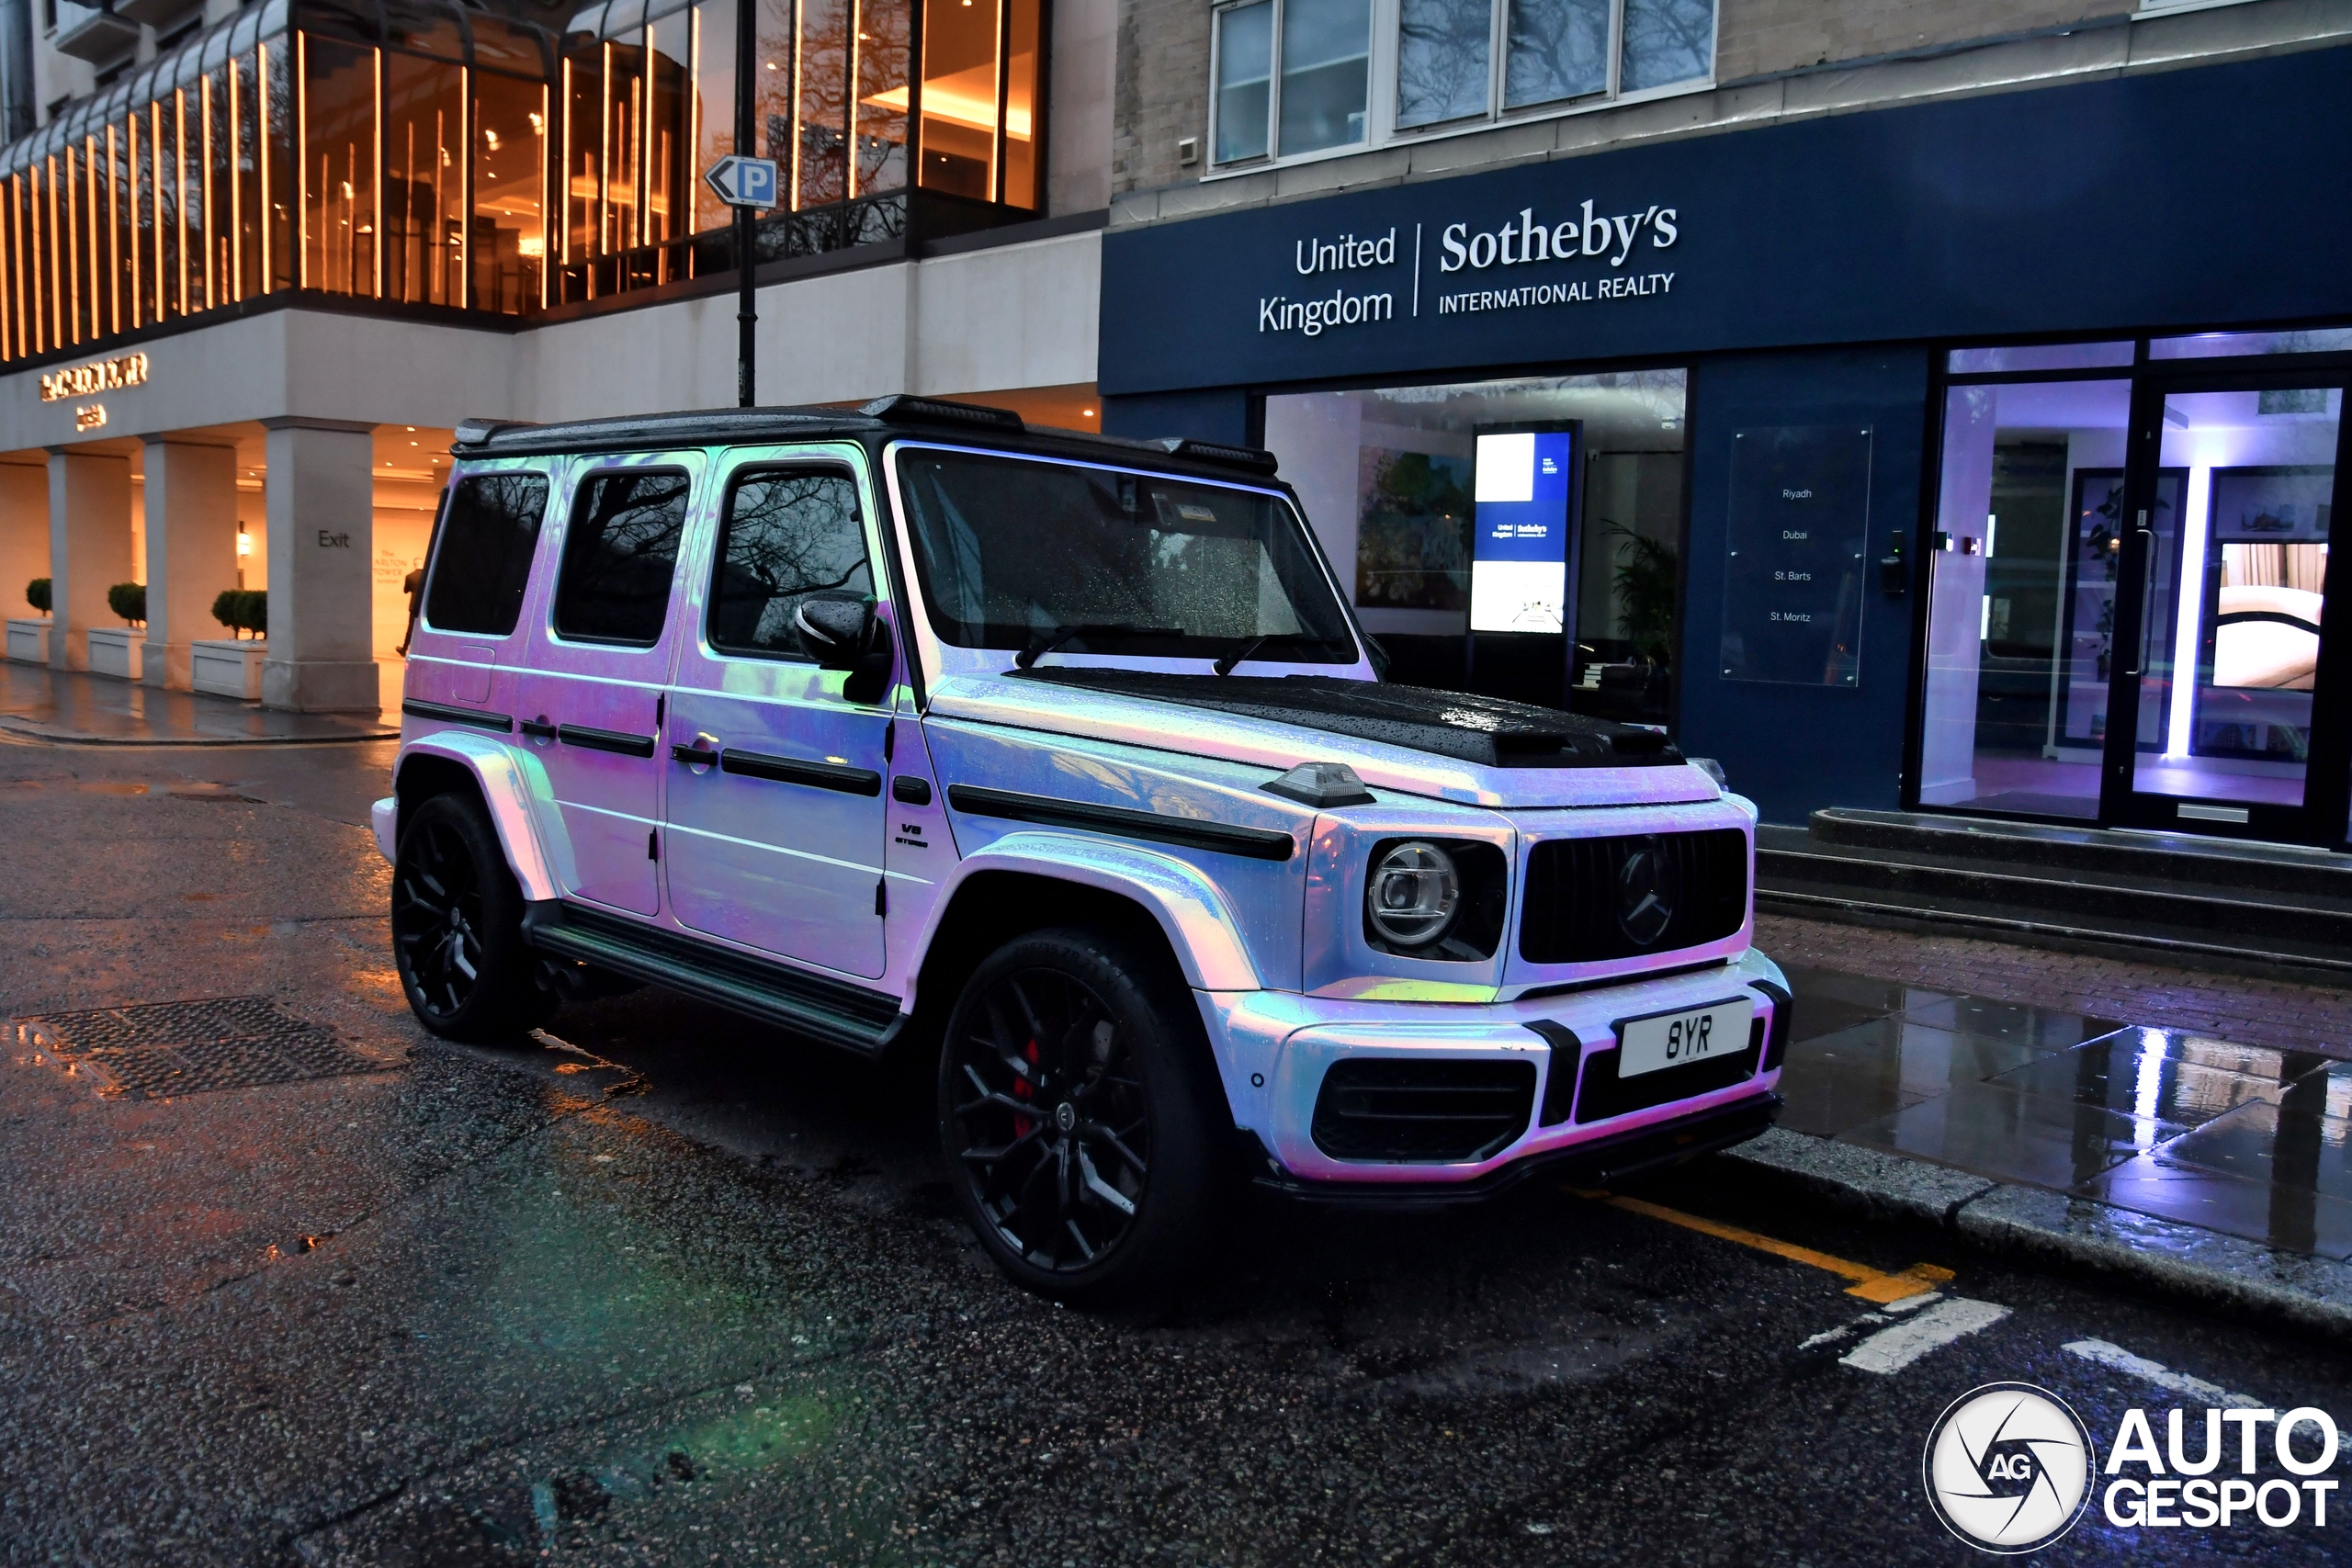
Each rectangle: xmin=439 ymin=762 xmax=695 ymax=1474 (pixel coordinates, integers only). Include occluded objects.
xmin=1007 ymin=670 xmax=1679 ymax=770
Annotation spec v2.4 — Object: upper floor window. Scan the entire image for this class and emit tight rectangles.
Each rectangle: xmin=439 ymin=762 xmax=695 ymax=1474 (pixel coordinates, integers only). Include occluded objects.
xmin=1212 ymin=0 xmax=1714 ymax=167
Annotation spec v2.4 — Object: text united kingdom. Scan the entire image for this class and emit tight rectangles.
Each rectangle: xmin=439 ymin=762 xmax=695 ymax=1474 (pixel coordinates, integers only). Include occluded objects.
xmin=1254 ymin=197 xmax=1682 ymax=342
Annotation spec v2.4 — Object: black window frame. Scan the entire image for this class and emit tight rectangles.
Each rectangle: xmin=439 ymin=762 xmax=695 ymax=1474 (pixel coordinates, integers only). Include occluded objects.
xmin=702 ymin=462 xmax=876 ymax=664
xmin=549 ymin=464 xmax=696 ymax=650
xmin=419 ymin=466 xmax=552 ymax=639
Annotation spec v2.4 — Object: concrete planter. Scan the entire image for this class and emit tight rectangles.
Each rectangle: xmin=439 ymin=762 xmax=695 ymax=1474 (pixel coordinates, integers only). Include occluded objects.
xmin=5 ymin=617 xmax=49 ymax=664
xmin=191 ymin=637 xmax=266 ymax=700
xmin=86 ymin=626 xmax=144 ymax=681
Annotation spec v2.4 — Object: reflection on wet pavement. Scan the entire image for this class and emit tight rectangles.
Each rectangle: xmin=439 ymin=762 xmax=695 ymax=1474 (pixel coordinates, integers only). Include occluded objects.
xmin=1781 ymin=963 xmax=2352 ymax=1258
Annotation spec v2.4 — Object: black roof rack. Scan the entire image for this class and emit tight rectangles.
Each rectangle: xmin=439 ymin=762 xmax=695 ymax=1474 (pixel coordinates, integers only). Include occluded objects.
xmin=1143 ymin=435 xmax=1280 ymax=476
xmin=860 ymin=394 xmax=1024 ymax=432
xmin=453 ymin=416 xmax=539 ymax=446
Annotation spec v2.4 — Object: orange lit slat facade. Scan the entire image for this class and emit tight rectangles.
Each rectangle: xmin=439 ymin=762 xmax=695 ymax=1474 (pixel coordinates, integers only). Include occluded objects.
xmin=0 ymin=0 xmax=1038 ymax=365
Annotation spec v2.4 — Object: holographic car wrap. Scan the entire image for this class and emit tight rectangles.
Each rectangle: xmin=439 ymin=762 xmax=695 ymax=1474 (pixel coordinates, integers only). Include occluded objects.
xmin=385 ymin=424 xmax=1781 ymax=1192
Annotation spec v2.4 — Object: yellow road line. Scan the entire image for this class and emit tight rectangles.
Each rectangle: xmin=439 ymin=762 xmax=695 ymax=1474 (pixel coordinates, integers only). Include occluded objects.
xmin=1589 ymin=1191 xmax=1955 ymax=1303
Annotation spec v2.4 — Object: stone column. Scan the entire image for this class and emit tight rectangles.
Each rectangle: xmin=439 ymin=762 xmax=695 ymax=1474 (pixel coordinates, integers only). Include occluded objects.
xmin=0 ymin=461 xmax=46 ymax=626
xmin=260 ymin=418 xmax=377 ymax=713
xmin=141 ymin=440 xmax=241 ymax=691
xmin=46 ymin=447 xmax=134 ymax=673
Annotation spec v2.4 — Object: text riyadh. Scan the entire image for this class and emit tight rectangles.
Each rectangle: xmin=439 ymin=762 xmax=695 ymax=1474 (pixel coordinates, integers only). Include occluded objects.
xmin=2103 ymin=1406 xmax=2339 ymax=1530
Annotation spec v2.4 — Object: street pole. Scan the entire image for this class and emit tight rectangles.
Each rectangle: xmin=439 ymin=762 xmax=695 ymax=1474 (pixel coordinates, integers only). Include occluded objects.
xmin=734 ymin=0 xmax=756 ymax=408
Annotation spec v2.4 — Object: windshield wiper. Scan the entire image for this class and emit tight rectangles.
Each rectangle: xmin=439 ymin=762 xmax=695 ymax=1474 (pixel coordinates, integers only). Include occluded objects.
xmin=1215 ymin=632 xmax=1340 ymax=676
xmin=1014 ymin=624 xmax=1183 ymax=669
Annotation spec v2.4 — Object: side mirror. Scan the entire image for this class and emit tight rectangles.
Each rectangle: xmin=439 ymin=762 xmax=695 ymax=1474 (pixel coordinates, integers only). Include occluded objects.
xmin=793 ymin=594 xmax=896 ymax=706
xmin=795 ymin=594 xmax=870 ymax=667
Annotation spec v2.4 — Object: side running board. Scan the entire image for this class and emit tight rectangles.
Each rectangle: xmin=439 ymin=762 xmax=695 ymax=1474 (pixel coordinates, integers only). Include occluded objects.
xmin=520 ymin=902 xmax=905 ymax=1056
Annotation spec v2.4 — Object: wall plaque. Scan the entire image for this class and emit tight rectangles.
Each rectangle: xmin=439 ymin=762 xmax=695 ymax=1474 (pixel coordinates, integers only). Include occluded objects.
xmin=1720 ymin=424 xmax=1872 ymax=686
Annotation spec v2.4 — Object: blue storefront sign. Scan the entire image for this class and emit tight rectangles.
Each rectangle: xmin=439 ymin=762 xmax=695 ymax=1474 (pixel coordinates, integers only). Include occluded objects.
xmin=1100 ymin=47 xmax=2352 ymax=400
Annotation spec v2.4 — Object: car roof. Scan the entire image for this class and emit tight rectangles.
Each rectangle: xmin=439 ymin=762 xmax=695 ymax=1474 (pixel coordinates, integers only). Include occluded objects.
xmin=450 ymin=396 xmax=1284 ymax=484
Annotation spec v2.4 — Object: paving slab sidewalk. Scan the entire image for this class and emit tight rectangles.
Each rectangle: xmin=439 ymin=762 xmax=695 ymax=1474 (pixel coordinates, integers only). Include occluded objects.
xmin=1720 ymin=933 xmax=2352 ymax=1337
xmin=0 ymin=660 xmax=397 ymax=744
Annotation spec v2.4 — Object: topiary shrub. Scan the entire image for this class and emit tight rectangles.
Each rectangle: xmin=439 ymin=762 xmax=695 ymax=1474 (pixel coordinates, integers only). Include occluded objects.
xmin=107 ymin=581 xmax=146 ymax=626
xmin=210 ymin=588 xmax=267 ymax=640
xmin=26 ymin=577 xmax=49 ymax=615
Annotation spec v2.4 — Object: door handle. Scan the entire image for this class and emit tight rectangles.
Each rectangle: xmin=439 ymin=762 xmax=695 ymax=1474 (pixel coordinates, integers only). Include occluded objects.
xmin=670 ymin=732 xmax=721 ymax=772
xmin=2125 ymin=512 xmax=2154 ymax=677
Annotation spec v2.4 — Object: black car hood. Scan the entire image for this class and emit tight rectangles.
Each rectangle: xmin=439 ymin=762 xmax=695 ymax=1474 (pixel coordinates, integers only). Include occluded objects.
xmin=1007 ymin=670 xmax=1679 ymax=769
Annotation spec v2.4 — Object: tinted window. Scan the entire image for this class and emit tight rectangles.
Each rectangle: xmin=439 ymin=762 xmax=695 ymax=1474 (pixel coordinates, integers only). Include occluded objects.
xmin=551 ymin=469 xmax=691 ymax=647
xmin=423 ymin=471 xmax=547 ymax=636
xmin=707 ymin=468 xmax=872 ymax=660
xmin=896 ymin=450 xmax=1357 ymax=663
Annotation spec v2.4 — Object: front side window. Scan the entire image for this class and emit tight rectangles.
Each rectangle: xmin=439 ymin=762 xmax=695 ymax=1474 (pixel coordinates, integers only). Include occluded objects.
xmin=552 ymin=469 xmax=692 ymax=647
xmin=1212 ymin=0 xmax=1713 ymax=164
xmin=707 ymin=468 xmax=874 ymax=660
xmin=896 ymin=449 xmax=1358 ymax=664
xmin=424 ymin=471 xmax=548 ymax=637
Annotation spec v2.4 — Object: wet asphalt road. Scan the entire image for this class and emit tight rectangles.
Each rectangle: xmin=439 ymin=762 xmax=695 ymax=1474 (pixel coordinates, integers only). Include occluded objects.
xmin=2 ymin=735 xmax=2349 ymax=1567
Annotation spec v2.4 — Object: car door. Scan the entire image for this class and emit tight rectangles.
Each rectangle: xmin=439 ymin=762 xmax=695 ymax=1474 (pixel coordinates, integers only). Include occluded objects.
xmin=516 ymin=455 xmax=699 ymax=918
xmin=662 ymin=448 xmax=891 ymax=978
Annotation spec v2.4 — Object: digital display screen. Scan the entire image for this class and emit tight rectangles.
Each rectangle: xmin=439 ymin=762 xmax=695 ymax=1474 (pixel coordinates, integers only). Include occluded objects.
xmin=1469 ymin=430 xmax=1576 ymax=633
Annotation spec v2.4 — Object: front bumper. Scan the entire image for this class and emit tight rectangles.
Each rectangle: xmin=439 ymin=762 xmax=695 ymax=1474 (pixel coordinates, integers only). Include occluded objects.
xmin=1198 ymin=948 xmax=1787 ymax=1189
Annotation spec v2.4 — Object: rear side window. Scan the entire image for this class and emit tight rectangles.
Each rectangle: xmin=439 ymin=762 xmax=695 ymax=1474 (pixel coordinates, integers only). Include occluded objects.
xmin=707 ymin=468 xmax=873 ymax=660
xmin=552 ymin=469 xmax=692 ymax=647
xmin=424 ymin=471 xmax=548 ymax=636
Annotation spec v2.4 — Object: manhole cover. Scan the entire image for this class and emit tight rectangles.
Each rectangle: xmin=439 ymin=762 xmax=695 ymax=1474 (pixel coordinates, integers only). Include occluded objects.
xmin=17 ymin=997 xmax=387 ymax=1100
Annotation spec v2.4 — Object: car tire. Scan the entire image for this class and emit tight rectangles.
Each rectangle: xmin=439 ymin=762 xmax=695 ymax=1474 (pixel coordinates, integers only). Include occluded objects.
xmin=390 ymin=792 xmax=555 ymax=1043
xmin=937 ymin=926 xmax=1224 ymax=1306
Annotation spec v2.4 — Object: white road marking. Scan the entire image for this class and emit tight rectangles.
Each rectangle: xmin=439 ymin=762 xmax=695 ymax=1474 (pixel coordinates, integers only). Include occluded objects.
xmin=1882 ymin=1290 xmax=1943 ymax=1315
xmin=2063 ymin=1339 xmax=2257 ymax=1409
xmin=1802 ymin=1325 xmax=1859 ymax=1350
xmin=1840 ymin=1298 xmax=2010 ymax=1374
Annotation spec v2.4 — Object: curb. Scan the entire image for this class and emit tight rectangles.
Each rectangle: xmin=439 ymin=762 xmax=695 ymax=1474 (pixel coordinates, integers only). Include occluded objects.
xmin=0 ymin=715 xmax=398 ymax=747
xmin=1718 ymin=1125 xmax=2352 ymax=1340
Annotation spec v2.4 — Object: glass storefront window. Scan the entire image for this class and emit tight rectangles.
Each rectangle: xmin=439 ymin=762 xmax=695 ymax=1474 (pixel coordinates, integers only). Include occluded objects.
xmin=1918 ymin=377 xmax=2134 ymax=819
xmin=1279 ymin=0 xmax=1370 ymax=155
xmin=234 ymin=51 xmax=264 ymax=302
xmin=1214 ymin=3 xmax=1272 ymax=163
xmin=1263 ymin=370 xmax=1687 ymax=722
xmin=2152 ymin=329 xmax=2352 ymax=360
xmin=303 ymin=37 xmax=378 ymax=297
xmin=473 ymin=69 xmax=547 ymax=312
xmin=384 ymin=50 xmax=464 ymax=307
xmin=857 ymin=0 xmax=910 ymax=199
xmin=916 ymin=0 xmax=994 ymax=198
xmin=1947 ymin=342 xmax=2135 ymax=374
xmin=691 ymin=0 xmax=737 ymax=233
xmin=648 ymin=8 xmax=693 ymax=272
xmin=797 ymin=0 xmax=850 ymax=207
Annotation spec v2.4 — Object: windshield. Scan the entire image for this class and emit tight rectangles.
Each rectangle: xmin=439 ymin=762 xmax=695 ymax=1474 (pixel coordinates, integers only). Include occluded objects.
xmin=894 ymin=447 xmax=1359 ymax=665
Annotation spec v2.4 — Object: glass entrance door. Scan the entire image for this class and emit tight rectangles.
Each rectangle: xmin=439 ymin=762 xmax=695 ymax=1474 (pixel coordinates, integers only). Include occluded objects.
xmin=2103 ymin=377 xmax=2350 ymax=840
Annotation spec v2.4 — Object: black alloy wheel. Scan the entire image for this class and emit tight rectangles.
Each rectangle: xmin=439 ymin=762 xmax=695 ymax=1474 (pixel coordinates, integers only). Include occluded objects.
xmin=390 ymin=792 xmax=552 ymax=1042
xmin=939 ymin=928 xmax=1220 ymax=1303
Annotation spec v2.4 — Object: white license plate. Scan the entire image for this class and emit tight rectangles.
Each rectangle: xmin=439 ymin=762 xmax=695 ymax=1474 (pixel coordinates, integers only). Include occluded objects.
xmin=1614 ymin=998 xmax=1754 ymax=1078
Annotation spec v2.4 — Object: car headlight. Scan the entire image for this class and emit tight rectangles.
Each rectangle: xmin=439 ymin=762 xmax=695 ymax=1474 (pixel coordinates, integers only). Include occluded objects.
xmin=1366 ymin=840 xmax=1460 ymax=949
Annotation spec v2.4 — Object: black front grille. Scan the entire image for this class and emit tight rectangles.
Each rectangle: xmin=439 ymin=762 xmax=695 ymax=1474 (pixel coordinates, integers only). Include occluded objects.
xmin=1311 ymin=1059 xmax=1538 ymax=1163
xmin=1519 ymin=829 xmax=1748 ymax=964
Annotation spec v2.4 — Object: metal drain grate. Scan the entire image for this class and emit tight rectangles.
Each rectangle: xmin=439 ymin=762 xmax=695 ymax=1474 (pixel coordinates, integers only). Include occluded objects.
xmin=17 ymin=997 xmax=386 ymax=1100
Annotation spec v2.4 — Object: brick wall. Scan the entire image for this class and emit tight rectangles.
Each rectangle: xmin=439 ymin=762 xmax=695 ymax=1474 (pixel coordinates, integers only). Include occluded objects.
xmin=1717 ymin=0 xmax=2123 ymax=82
xmin=1115 ymin=0 xmax=1214 ymax=197
xmin=1113 ymin=0 xmax=2136 ymax=200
